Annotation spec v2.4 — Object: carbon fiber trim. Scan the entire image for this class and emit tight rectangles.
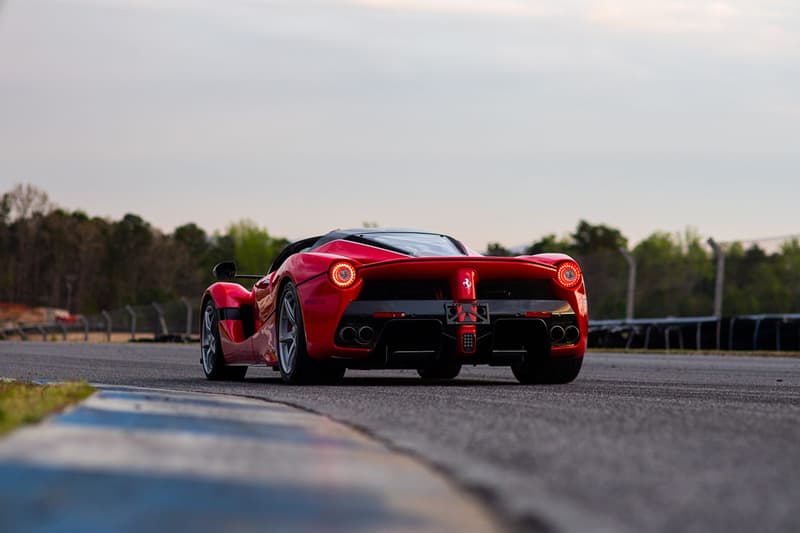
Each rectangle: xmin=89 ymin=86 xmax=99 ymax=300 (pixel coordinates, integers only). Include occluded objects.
xmin=217 ymin=308 xmax=242 ymax=321
xmin=343 ymin=299 xmax=574 ymax=318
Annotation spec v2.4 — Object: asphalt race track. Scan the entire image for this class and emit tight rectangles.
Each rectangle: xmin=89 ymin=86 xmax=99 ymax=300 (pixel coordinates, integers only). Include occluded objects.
xmin=1 ymin=343 xmax=798 ymax=533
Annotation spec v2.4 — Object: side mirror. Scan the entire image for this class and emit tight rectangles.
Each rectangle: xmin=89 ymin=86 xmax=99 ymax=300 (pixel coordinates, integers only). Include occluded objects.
xmin=213 ymin=261 xmax=237 ymax=280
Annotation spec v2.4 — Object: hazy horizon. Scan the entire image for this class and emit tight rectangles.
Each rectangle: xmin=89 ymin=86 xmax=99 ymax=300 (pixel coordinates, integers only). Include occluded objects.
xmin=1 ymin=1 xmax=798 ymax=251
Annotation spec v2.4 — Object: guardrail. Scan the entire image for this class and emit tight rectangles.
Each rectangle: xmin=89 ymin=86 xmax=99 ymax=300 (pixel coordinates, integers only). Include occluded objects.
xmin=589 ymin=314 xmax=800 ymax=352
xmin=0 ymin=299 xmax=199 ymax=343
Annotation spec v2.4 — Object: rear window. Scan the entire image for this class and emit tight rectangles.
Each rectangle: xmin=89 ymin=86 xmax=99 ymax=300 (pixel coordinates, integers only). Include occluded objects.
xmin=351 ymin=232 xmax=464 ymax=257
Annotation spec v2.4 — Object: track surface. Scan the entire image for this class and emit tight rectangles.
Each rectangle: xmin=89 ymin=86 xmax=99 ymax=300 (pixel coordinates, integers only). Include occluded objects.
xmin=1 ymin=343 xmax=798 ymax=533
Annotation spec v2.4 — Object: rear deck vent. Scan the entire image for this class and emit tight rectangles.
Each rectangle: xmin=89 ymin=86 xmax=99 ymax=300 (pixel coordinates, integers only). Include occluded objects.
xmin=477 ymin=279 xmax=555 ymax=300
xmin=358 ymin=279 xmax=452 ymax=301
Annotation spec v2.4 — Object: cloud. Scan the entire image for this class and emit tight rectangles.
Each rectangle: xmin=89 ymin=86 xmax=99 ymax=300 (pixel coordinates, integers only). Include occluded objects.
xmin=347 ymin=0 xmax=799 ymax=56
xmin=350 ymin=0 xmax=548 ymax=17
xmin=587 ymin=0 xmax=799 ymax=54
xmin=590 ymin=1 xmax=738 ymax=33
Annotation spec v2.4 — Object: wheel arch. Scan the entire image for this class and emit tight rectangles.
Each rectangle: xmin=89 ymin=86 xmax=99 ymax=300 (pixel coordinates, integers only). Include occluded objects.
xmin=204 ymin=282 xmax=254 ymax=309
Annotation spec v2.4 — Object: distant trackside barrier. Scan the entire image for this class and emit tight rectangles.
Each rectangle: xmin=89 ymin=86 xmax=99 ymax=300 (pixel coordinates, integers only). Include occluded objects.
xmin=589 ymin=314 xmax=800 ymax=352
xmin=0 ymin=299 xmax=199 ymax=343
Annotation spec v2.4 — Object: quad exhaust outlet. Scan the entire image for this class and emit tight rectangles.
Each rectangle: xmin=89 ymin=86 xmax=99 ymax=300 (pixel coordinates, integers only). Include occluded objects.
xmin=565 ymin=326 xmax=580 ymax=344
xmin=357 ymin=326 xmax=376 ymax=345
xmin=339 ymin=326 xmax=357 ymax=344
xmin=549 ymin=324 xmax=580 ymax=344
xmin=549 ymin=325 xmax=565 ymax=342
xmin=339 ymin=325 xmax=376 ymax=345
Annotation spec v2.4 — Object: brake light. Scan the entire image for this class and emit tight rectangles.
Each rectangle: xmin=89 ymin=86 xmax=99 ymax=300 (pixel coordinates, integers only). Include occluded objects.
xmin=556 ymin=261 xmax=582 ymax=289
xmin=329 ymin=262 xmax=357 ymax=289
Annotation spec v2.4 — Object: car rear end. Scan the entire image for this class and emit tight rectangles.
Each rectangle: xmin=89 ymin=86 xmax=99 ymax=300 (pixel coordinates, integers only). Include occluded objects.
xmin=301 ymin=255 xmax=587 ymax=370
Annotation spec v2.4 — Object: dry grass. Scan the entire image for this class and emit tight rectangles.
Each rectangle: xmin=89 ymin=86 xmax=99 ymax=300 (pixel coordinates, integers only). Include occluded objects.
xmin=2 ymin=332 xmax=149 ymax=343
xmin=0 ymin=380 xmax=94 ymax=435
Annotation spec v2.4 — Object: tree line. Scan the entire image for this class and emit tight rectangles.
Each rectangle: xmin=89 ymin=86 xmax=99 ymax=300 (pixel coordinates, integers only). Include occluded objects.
xmin=0 ymin=184 xmax=287 ymax=314
xmin=2 ymin=184 xmax=798 ymax=319
xmin=487 ymin=221 xmax=800 ymax=319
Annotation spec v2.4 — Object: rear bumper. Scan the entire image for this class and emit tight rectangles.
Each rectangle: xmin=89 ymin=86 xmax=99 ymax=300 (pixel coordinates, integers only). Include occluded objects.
xmin=329 ymin=299 xmax=584 ymax=368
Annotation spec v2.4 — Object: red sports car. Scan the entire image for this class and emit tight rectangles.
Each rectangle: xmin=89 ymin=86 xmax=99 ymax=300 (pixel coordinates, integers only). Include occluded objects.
xmin=200 ymin=229 xmax=587 ymax=384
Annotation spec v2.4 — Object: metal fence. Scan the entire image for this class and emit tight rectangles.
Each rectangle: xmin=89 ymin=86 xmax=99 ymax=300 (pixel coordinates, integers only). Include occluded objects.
xmin=589 ymin=315 xmax=800 ymax=352
xmin=0 ymin=299 xmax=199 ymax=343
xmin=582 ymin=233 xmax=800 ymax=351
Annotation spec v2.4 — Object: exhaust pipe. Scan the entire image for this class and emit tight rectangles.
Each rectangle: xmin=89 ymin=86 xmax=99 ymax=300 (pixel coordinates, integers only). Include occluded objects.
xmin=550 ymin=325 xmax=565 ymax=342
xmin=565 ymin=326 xmax=580 ymax=344
xmin=339 ymin=326 xmax=357 ymax=344
xmin=357 ymin=326 xmax=376 ymax=345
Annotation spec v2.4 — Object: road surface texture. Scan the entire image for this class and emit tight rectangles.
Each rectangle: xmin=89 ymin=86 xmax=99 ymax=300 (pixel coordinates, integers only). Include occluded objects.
xmin=1 ymin=342 xmax=798 ymax=533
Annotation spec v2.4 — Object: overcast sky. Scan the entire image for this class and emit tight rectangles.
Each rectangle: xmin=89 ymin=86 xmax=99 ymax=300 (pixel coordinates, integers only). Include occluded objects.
xmin=1 ymin=0 xmax=798 ymax=250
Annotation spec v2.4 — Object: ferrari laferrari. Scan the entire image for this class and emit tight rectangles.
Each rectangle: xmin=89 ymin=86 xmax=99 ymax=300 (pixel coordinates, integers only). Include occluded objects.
xmin=200 ymin=229 xmax=587 ymax=384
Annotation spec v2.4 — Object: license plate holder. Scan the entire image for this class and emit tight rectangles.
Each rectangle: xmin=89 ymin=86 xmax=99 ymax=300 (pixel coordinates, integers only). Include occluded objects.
xmin=445 ymin=303 xmax=490 ymax=325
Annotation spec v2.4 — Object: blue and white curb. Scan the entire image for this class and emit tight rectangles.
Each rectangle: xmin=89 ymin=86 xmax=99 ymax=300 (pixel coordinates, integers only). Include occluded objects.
xmin=0 ymin=386 xmax=498 ymax=533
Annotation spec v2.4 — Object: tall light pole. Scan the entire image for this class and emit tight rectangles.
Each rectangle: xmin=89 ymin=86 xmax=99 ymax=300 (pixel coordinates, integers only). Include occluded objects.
xmin=708 ymin=238 xmax=725 ymax=349
xmin=707 ymin=238 xmax=725 ymax=318
xmin=619 ymin=247 xmax=636 ymax=322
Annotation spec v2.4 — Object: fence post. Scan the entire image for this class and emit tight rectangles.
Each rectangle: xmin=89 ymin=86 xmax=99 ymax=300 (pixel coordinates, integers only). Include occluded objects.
xmin=752 ymin=317 xmax=764 ymax=351
xmin=78 ymin=315 xmax=89 ymax=341
xmin=125 ymin=305 xmax=137 ymax=341
xmin=625 ymin=327 xmax=636 ymax=349
xmin=101 ymin=310 xmax=112 ymax=342
xmin=619 ymin=247 xmax=636 ymax=322
xmin=152 ymin=303 xmax=168 ymax=340
xmin=181 ymin=297 xmax=192 ymax=339
xmin=708 ymin=238 xmax=725 ymax=349
xmin=695 ymin=322 xmax=702 ymax=350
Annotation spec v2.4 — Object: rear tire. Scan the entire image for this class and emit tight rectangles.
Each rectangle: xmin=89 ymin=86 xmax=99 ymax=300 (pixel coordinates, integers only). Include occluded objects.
xmin=417 ymin=359 xmax=462 ymax=380
xmin=512 ymin=356 xmax=582 ymax=384
xmin=277 ymin=282 xmax=345 ymax=384
xmin=201 ymin=300 xmax=248 ymax=381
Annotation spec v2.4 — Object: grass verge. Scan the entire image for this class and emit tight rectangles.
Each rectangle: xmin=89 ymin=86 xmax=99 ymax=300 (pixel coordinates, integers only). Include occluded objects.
xmin=0 ymin=380 xmax=94 ymax=436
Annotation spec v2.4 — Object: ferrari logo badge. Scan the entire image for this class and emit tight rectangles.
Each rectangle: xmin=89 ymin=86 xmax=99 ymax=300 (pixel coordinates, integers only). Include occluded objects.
xmin=463 ymin=278 xmax=472 ymax=290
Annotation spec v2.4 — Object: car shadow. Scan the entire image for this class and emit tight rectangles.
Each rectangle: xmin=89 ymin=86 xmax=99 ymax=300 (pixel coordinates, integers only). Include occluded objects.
xmin=244 ymin=376 xmax=520 ymax=387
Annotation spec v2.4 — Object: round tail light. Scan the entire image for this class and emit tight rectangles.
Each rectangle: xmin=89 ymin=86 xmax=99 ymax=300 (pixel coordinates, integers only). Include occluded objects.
xmin=329 ymin=262 xmax=358 ymax=289
xmin=556 ymin=261 xmax=582 ymax=289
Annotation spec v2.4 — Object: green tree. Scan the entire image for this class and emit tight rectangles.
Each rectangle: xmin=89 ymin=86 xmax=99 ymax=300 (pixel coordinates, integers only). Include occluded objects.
xmin=570 ymin=221 xmax=628 ymax=319
xmin=632 ymin=231 xmax=713 ymax=317
xmin=173 ymin=223 xmax=208 ymax=258
xmin=225 ymin=220 xmax=289 ymax=275
xmin=106 ymin=214 xmax=154 ymax=305
xmin=0 ymin=192 xmax=10 ymax=224
xmin=571 ymin=220 xmax=628 ymax=253
xmin=526 ymin=234 xmax=573 ymax=255
xmin=524 ymin=222 xmax=630 ymax=319
xmin=485 ymin=242 xmax=513 ymax=256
